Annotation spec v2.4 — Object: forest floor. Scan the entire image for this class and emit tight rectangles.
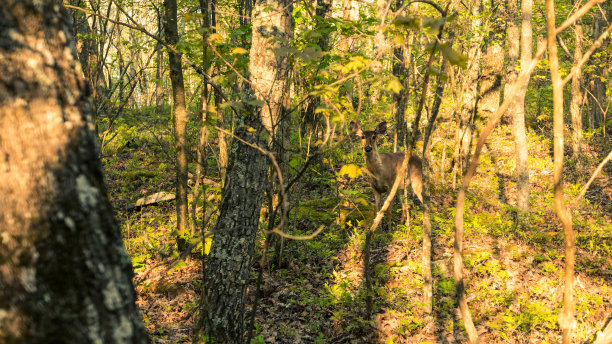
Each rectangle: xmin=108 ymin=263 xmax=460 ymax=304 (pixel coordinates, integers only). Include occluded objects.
xmin=102 ymin=117 xmax=611 ymax=343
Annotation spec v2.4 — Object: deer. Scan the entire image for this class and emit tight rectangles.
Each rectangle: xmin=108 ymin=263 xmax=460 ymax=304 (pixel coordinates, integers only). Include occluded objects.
xmin=350 ymin=121 xmax=423 ymax=227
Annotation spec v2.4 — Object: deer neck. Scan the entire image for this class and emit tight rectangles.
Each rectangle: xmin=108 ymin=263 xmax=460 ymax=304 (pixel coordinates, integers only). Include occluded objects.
xmin=365 ymin=149 xmax=384 ymax=176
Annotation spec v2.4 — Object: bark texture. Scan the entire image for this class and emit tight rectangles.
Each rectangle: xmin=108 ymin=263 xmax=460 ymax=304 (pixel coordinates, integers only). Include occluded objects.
xmin=0 ymin=1 xmax=147 ymax=343
xmin=195 ymin=115 xmax=269 ymax=343
xmin=248 ymin=0 xmax=293 ymax=135
xmin=195 ymin=0 xmax=292 ymax=342
xmin=163 ymin=0 xmax=190 ymax=250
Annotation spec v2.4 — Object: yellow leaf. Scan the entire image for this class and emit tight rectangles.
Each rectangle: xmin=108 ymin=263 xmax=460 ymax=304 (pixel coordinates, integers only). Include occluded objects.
xmin=231 ymin=47 xmax=249 ymax=55
xmin=338 ymin=164 xmax=364 ymax=179
xmin=387 ymin=77 xmax=403 ymax=94
xmin=208 ymin=33 xmax=223 ymax=44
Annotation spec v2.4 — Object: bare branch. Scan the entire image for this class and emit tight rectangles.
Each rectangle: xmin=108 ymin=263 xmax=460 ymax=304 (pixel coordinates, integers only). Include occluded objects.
xmin=63 ymin=2 xmax=230 ymax=103
xmin=570 ymin=149 xmax=612 ymax=207
xmin=562 ymin=23 xmax=612 ymax=86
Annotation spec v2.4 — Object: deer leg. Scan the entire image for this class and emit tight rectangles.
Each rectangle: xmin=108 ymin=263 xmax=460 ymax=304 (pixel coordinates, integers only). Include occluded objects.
xmin=373 ymin=191 xmax=386 ymax=231
xmin=400 ymin=186 xmax=408 ymax=225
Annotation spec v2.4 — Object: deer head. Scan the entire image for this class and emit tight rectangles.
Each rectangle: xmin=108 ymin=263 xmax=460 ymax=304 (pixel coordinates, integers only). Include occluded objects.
xmin=350 ymin=121 xmax=388 ymax=153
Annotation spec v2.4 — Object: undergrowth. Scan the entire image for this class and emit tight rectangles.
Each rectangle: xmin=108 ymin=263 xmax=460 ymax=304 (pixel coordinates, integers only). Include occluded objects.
xmin=101 ymin=108 xmax=611 ymax=343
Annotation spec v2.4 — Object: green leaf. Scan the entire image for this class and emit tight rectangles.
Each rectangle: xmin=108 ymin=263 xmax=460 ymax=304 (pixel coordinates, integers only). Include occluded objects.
xmin=246 ymin=99 xmax=266 ymax=107
xmin=423 ymin=17 xmax=446 ymax=35
xmin=392 ymin=16 xmax=421 ymax=30
xmin=439 ymin=43 xmax=468 ymax=69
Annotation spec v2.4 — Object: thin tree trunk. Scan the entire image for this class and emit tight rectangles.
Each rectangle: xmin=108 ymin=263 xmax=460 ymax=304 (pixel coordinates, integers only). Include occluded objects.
xmin=454 ymin=0 xmax=482 ymax=180
xmin=155 ymin=7 xmax=163 ymax=107
xmin=453 ymin=3 xmax=482 ymax=341
xmin=67 ymin=0 xmax=93 ymax=80
xmin=191 ymin=0 xmax=212 ymax=235
xmin=590 ymin=9 xmax=608 ymax=130
xmin=209 ymin=0 xmax=228 ymax=185
xmin=164 ymin=0 xmax=190 ymax=251
xmin=0 ymin=1 xmax=147 ymax=342
xmin=479 ymin=0 xmax=504 ymax=121
xmin=546 ymin=1 xmax=576 ymax=342
xmin=301 ymin=0 xmax=332 ymax=136
xmin=570 ymin=17 xmax=583 ymax=171
xmin=513 ymin=0 xmax=532 ymax=215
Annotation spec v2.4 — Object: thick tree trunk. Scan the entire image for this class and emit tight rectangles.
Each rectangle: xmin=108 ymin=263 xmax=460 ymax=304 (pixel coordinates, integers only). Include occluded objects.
xmin=194 ymin=116 xmax=269 ymax=344
xmin=0 ymin=1 xmax=147 ymax=342
xmin=164 ymin=0 xmax=190 ymax=251
xmin=393 ymin=30 xmax=411 ymax=148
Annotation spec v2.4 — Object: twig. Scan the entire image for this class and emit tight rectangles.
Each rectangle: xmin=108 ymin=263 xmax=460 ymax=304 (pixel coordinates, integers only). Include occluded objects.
xmin=562 ymin=23 xmax=612 ymax=86
xmin=63 ymin=2 xmax=230 ymax=104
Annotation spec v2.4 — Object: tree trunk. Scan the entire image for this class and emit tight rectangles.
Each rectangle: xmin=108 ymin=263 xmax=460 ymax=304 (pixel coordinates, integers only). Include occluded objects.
xmin=155 ymin=8 xmax=164 ymax=107
xmin=0 ymin=1 xmax=147 ymax=342
xmin=393 ymin=27 xmax=411 ymax=148
xmin=67 ymin=0 xmax=93 ymax=80
xmin=194 ymin=0 xmax=292 ymax=342
xmin=507 ymin=0 xmax=531 ymax=215
xmin=194 ymin=117 xmax=269 ymax=344
xmin=546 ymin=1 xmax=576 ymax=342
xmin=341 ymin=0 xmax=359 ymax=54
xmin=479 ymin=0 xmax=504 ymax=121
xmin=453 ymin=0 xmax=482 ymax=183
xmin=570 ymin=17 xmax=583 ymax=170
xmin=591 ymin=6 xmax=610 ymax=132
xmin=209 ymin=0 xmax=228 ymax=184
xmin=163 ymin=0 xmax=190 ymax=251
xmin=301 ymin=0 xmax=332 ymax=137
xmin=191 ymin=0 xmax=212 ymax=235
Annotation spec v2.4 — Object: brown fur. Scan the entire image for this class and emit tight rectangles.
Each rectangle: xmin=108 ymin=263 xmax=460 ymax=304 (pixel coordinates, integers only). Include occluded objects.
xmin=350 ymin=121 xmax=423 ymax=224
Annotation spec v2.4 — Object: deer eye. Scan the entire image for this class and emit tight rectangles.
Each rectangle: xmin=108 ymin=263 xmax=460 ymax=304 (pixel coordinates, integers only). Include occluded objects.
xmin=361 ymin=135 xmax=365 ymax=139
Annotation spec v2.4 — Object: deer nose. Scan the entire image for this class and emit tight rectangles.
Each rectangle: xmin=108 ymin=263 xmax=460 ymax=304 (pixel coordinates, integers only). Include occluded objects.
xmin=364 ymin=146 xmax=372 ymax=152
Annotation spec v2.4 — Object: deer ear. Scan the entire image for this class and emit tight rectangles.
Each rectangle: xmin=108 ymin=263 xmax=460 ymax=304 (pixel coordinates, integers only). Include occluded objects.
xmin=376 ymin=121 xmax=387 ymax=134
xmin=350 ymin=121 xmax=362 ymax=136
